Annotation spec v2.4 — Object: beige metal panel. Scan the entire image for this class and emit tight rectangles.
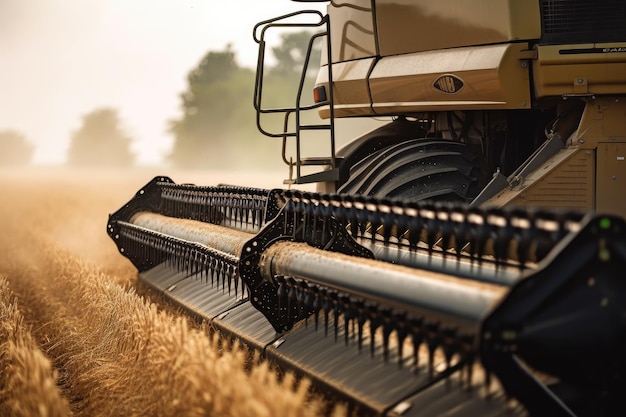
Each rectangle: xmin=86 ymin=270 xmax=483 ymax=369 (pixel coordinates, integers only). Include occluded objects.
xmin=316 ymin=58 xmax=376 ymax=118
xmin=533 ymin=44 xmax=626 ymax=98
xmin=483 ymin=148 xmax=595 ymax=212
xmin=375 ymin=0 xmax=540 ymax=57
xmin=368 ymin=43 xmax=531 ymax=114
xmin=575 ymin=98 xmax=626 ymax=149
xmin=596 ymin=142 xmax=626 ymax=217
xmin=326 ymin=0 xmax=377 ymax=63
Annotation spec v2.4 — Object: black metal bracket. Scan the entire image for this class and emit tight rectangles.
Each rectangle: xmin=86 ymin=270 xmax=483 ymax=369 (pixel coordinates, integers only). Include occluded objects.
xmin=107 ymin=176 xmax=282 ymax=272
xmin=107 ymin=176 xmax=174 ymax=237
xmin=480 ymin=214 xmax=626 ymax=416
xmin=239 ymin=200 xmax=373 ymax=332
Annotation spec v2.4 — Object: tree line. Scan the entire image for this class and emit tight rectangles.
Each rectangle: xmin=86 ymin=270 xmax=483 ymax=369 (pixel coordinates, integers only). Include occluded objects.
xmin=0 ymin=32 xmax=318 ymax=169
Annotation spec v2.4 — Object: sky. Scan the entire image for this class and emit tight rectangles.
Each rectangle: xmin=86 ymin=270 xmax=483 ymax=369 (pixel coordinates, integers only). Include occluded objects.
xmin=0 ymin=0 xmax=325 ymax=165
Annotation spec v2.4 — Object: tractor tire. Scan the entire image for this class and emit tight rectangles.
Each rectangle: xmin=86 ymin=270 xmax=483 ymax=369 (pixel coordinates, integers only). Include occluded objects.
xmin=337 ymin=138 xmax=488 ymax=203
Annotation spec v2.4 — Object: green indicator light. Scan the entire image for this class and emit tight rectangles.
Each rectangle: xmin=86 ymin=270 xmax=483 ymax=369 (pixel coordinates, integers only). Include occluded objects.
xmin=600 ymin=217 xmax=611 ymax=230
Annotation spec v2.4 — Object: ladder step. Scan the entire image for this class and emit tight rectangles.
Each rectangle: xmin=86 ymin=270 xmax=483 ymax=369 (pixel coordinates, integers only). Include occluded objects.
xmin=299 ymin=124 xmax=332 ymax=131
xmin=294 ymin=168 xmax=340 ymax=184
xmin=300 ymin=157 xmax=335 ymax=166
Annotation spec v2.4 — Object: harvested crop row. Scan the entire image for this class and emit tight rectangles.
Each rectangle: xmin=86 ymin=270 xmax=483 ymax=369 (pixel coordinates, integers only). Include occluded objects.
xmin=0 ymin=170 xmax=345 ymax=417
xmin=0 ymin=275 xmax=72 ymax=417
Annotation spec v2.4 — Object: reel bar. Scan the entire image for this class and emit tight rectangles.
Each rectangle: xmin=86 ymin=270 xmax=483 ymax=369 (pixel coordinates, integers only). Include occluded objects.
xmin=130 ymin=211 xmax=253 ymax=257
xmin=281 ymin=190 xmax=584 ymax=269
xmin=260 ymin=241 xmax=506 ymax=332
xmin=360 ymin=240 xmax=521 ymax=287
xmin=157 ymin=181 xmax=275 ymax=232
xmin=113 ymin=220 xmax=243 ymax=297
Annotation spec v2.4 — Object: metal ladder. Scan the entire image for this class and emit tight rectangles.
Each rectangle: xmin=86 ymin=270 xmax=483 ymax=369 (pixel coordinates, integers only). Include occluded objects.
xmin=253 ymin=9 xmax=338 ymax=185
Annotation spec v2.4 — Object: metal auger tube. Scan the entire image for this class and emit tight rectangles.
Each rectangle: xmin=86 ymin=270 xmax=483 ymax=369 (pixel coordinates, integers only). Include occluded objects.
xmin=258 ymin=240 xmax=507 ymax=332
xmin=130 ymin=211 xmax=253 ymax=256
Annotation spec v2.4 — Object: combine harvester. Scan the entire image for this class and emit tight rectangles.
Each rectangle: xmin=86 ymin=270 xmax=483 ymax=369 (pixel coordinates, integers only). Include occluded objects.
xmin=109 ymin=1 xmax=626 ymax=415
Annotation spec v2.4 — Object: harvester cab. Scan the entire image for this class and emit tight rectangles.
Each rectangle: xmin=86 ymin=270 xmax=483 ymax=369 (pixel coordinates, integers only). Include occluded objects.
xmin=107 ymin=1 xmax=626 ymax=416
xmin=254 ymin=0 xmax=626 ymax=219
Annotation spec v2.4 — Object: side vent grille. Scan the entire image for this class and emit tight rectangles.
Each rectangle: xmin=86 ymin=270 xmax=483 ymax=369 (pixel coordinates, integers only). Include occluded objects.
xmin=541 ymin=0 xmax=626 ymax=44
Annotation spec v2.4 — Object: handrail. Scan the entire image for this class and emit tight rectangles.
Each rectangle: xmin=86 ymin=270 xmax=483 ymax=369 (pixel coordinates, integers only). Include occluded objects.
xmin=253 ymin=10 xmax=338 ymax=185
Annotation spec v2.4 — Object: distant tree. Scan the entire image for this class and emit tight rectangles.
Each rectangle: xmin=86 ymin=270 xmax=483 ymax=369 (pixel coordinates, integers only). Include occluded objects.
xmin=168 ymin=33 xmax=321 ymax=170
xmin=67 ymin=108 xmax=135 ymax=167
xmin=0 ymin=130 xmax=34 ymax=166
xmin=168 ymin=46 xmax=259 ymax=169
xmin=270 ymin=31 xmax=321 ymax=77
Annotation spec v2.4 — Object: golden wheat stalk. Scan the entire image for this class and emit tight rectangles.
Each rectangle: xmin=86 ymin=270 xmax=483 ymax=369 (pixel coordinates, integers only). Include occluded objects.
xmin=0 ymin=174 xmax=349 ymax=416
xmin=0 ymin=204 xmax=343 ymax=416
xmin=0 ymin=275 xmax=72 ymax=417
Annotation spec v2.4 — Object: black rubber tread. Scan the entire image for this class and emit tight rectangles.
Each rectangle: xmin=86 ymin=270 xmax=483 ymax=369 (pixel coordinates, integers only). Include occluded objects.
xmin=337 ymin=139 xmax=488 ymax=202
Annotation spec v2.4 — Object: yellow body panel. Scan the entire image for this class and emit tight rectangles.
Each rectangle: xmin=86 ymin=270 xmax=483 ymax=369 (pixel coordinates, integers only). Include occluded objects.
xmin=375 ymin=0 xmax=540 ymax=56
xmin=576 ymin=98 xmax=626 ymax=149
xmin=368 ymin=43 xmax=531 ymax=113
xmin=326 ymin=0 xmax=376 ymax=63
xmin=533 ymin=43 xmax=626 ymax=97
xmin=484 ymin=148 xmax=595 ymax=212
xmin=316 ymin=58 xmax=375 ymax=118
xmin=597 ymin=142 xmax=626 ymax=215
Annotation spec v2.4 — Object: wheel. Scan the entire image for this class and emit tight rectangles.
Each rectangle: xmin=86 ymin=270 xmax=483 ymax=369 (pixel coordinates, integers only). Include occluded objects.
xmin=337 ymin=138 xmax=488 ymax=203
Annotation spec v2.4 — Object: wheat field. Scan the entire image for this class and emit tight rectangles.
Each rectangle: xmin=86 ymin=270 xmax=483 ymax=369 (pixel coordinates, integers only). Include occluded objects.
xmin=0 ymin=167 xmax=343 ymax=417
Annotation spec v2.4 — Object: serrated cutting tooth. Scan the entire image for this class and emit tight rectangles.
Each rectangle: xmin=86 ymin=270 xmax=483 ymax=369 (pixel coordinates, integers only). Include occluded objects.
xmin=284 ymin=198 xmax=295 ymax=236
xmin=242 ymin=197 xmax=249 ymax=227
xmin=356 ymin=300 xmax=367 ymax=352
xmin=192 ymin=248 xmax=199 ymax=276
xmin=354 ymin=196 xmax=368 ymax=239
xmin=300 ymin=197 xmax=309 ymax=241
xmin=296 ymin=280 xmax=307 ymax=321
xmin=218 ymin=260 xmax=225 ymax=292
xmin=322 ymin=289 xmax=332 ymax=337
xmin=276 ymin=275 xmax=287 ymax=314
xmin=368 ymin=304 xmax=380 ymax=358
xmin=438 ymin=204 xmax=454 ymax=257
xmin=380 ymin=199 xmax=395 ymax=246
xmin=422 ymin=203 xmax=439 ymax=255
xmin=341 ymin=295 xmax=355 ymax=346
xmin=406 ymin=203 xmax=423 ymax=251
xmin=490 ymin=209 xmax=513 ymax=267
xmin=227 ymin=263 xmax=233 ymax=295
xmin=459 ymin=333 xmax=475 ymax=387
xmin=208 ymin=255 xmax=216 ymax=285
xmin=331 ymin=195 xmax=348 ymax=226
xmin=425 ymin=320 xmax=441 ymax=377
xmin=287 ymin=278 xmax=298 ymax=327
xmin=184 ymin=246 xmax=191 ymax=274
xmin=440 ymin=326 xmax=459 ymax=370
xmin=303 ymin=286 xmax=315 ymax=328
xmin=295 ymin=193 xmax=306 ymax=240
xmin=312 ymin=287 xmax=322 ymax=331
xmin=364 ymin=199 xmax=380 ymax=244
xmin=201 ymin=253 xmax=208 ymax=283
xmin=381 ymin=309 xmax=393 ymax=362
xmin=395 ymin=313 xmax=408 ymax=368
xmin=453 ymin=210 xmax=470 ymax=261
xmin=251 ymin=199 xmax=258 ymax=229
xmin=232 ymin=265 xmax=239 ymax=297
